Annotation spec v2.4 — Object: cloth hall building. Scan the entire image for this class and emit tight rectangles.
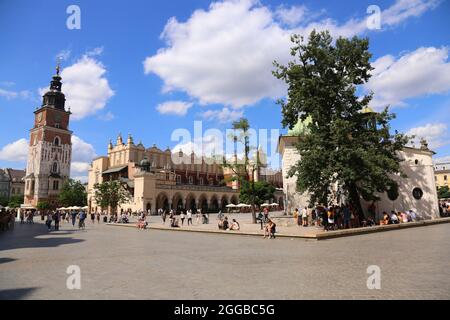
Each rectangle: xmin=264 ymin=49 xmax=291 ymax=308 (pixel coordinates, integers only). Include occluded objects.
xmin=87 ymin=134 xmax=284 ymax=214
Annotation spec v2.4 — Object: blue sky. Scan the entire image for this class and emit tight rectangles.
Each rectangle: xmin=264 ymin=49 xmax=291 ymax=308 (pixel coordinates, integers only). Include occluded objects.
xmin=0 ymin=0 xmax=449 ymax=181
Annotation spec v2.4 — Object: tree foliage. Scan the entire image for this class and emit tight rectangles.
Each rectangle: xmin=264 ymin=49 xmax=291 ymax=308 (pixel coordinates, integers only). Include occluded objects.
xmin=8 ymin=195 xmax=23 ymax=208
xmin=93 ymin=180 xmax=131 ymax=215
xmin=36 ymin=201 xmax=51 ymax=211
xmin=58 ymin=179 xmax=87 ymax=207
xmin=273 ymin=30 xmax=409 ymax=218
xmin=0 ymin=196 xmax=8 ymax=207
xmin=437 ymin=186 xmax=450 ymax=199
xmin=239 ymin=180 xmax=275 ymax=208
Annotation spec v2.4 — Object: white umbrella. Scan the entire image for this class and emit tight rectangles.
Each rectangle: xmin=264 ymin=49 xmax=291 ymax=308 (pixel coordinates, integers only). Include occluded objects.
xmin=236 ymin=203 xmax=249 ymax=207
xmin=82 ymin=206 xmax=88 ymax=210
xmin=226 ymin=204 xmax=237 ymax=208
xmin=261 ymin=203 xmax=270 ymax=207
xmin=270 ymin=203 xmax=279 ymax=206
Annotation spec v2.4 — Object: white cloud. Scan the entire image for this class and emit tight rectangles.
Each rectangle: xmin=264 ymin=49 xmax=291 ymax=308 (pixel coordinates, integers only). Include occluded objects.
xmin=156 ymin=101 xmax=193 ymax=116
xmin=144 ymin=0 xmax=437 ymax=110
xmin=0 ymin=81 xmax=15 ymax=87
xmin=366 ymin=47 xmax=450 ymax=109
xmin=0 ymin=138 xmax=29 ymax=162
xmin=98 ymin=111 xmax=115 ymax=121
xmin=381 ymin=0 xmax=439 ymax=26
xmin=70 ymin=136 xmax=96 ymax=179
xmin=0 ymin=88 xmax=32 ymax=100
xmin=173 ymin=134 xmax=224 ymax=158
xmin=275 ymin=5 xmax=307 ymax=27
xmin=41 ymin=55 xmax=115 ymax=120
xmin=71 ymin=135 xmax=97 ymax=163
xmin=71 ymin=161 xmax=91 ymax=173
xmin=406 ymin=123 xmax=449 ymax=149
xmin=71 ymin=176 xmax=88 ymax=184
xmin=434 ymin=155 xmax=450 ymax=164
xmin=202 ymin=107 xmax=243 ymax=123
xmin=85 ymin=47 xmax=104 ymax=57
xmin=56 ymin=49 xmax=71 ymax=61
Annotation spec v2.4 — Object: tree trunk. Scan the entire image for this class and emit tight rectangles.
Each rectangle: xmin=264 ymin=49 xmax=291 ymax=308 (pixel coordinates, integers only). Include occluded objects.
xmin=251 ymin=204 xmax=256 ymax=224
xmin=349 ymin=183 xmax=365 ymax=221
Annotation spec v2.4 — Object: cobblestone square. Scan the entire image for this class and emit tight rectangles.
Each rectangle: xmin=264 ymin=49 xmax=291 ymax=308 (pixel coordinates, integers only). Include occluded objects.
xmin=1 ymin=219 xmax=449 ymax=299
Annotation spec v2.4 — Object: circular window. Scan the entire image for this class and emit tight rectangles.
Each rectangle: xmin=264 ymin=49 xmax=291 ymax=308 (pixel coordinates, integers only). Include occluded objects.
xmin=412 ymin=187 xmax=423 ymax=200
xmin=387 ymin=183 xmax=399 ymax=201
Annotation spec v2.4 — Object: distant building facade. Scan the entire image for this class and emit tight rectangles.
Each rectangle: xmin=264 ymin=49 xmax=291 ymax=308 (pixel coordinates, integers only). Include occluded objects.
xmin=23 ymin=65 xmax=72 ymax=208
xmin=434 ymin=162 xmax=450 ymax=189
xmin=0 ymin=169 xmax=10 ymax=200
xmin=87 ymin=134 xmax=284 ymax=214
xmin=6 ymin=169 xmax=26 ymax=198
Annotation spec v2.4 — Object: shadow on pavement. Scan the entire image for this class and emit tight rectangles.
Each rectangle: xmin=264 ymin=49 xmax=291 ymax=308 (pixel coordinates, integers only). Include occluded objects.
xmin=0 ymin=287 xmax=39 ymax=300
xmin=0 ymin=257 xmax=16 ymax=265
xmin=0 ymin=222 xmax=85 ymax=252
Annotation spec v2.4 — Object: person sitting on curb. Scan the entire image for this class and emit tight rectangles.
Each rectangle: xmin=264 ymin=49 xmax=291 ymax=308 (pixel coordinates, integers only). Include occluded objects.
xmin=229 ymin=219 xmax=240 ymax=231
xmin=172 ymin=218 xmax=180 ymax=228
xmin=380 ymin=211 xmax=390 ymax=225
xmin=222 ymin=217 xmax=229 ymax=230
xmin=263 ymin=219 xmax=276 ymax=239
xmin=137 ymin=215 xmax=148 ymax=229
xmin=389 ymin=211 xmax=399 ymax=224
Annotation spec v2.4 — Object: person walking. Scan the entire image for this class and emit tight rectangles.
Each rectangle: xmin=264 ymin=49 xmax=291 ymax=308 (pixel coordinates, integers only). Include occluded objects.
xmin=78 ymin=211 xmax=86 ymax=229
xmin=180 ymin=211 xmax=185 ymax=226
xmin=196 ymin=209 xmax=201 ymax=224
xmin=187 ymin=209 xmax=192 ymax=226
xmin=294 ymin=208 xmax=300 ymax=226
xmin=71 ymin=210 xmax=77 ymax=227
xmin=45 ymin=212 xmax=53 ymax=231
xmin=19 ymin=210 xmax=25 ymax=224
xmin=54 ymin=210 xmax=60 ymax=231
xmin=302 ymin=207 xmax=308 ymax=227
xmin=162 ymin=209 xmax=167 ymax=224
xmin=91 ymin=212 xmax=95 ymax=224
xmin=96 ymin=212 xmax=100 ymax=223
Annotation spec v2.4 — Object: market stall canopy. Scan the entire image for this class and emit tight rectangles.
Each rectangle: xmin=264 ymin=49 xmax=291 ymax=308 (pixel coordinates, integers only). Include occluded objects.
xmin=226 ymin=204 xmax=237 ymax=208
xmin=237 ymin=203 xmax=251 ymax=207
xmin=260 ymin=203 xmax=270 ymax=207
xmin=271 ymin=203 xmax=279 ymax=206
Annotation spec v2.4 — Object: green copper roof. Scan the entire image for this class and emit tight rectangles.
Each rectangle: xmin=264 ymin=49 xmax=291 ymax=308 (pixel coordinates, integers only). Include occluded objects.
xmin=288 ymin=115 xmax=312 ymax=136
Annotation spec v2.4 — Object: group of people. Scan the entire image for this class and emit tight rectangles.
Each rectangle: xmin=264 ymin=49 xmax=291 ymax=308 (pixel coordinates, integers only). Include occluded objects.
xmin=0 ymin=208 xmax=15 ymax=231
xmin=439 ymin=202 xmax=450 ymax=217
xmin=380 ymin=210 xmax=419 ymax=225
xmin=158 ymin=208 xmax=209 ymax=228
xmin=293 ymin=203 xmax=423 ymax=231
xmin=217 ymin=216 xmax=240 ymax=231
xmin=293 ymin=205 xmax=363 ymax=231
xmin=41 ymin=210 xmax=90 ymax=231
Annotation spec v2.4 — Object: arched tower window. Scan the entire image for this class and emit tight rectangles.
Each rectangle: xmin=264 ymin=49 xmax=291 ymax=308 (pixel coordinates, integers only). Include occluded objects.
xmin=52 ymin=162 xmax=58 ymax=173
xmin=54 ymin=136 xmax=60 ymax=146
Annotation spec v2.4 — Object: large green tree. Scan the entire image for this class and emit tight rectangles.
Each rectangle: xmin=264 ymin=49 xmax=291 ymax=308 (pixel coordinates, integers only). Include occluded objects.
xmin=273 ymin=30 xmax=409 ymax=219
xmin=93 ymin=180 xmax=131 ymax=215
xmin=58 ymin=179 xmax=87 ymax=207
